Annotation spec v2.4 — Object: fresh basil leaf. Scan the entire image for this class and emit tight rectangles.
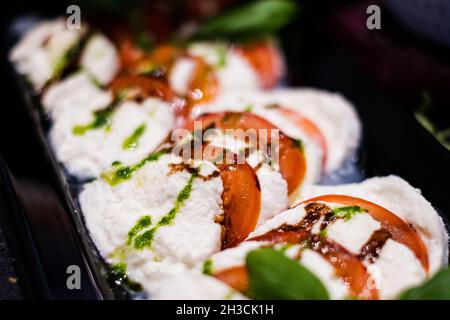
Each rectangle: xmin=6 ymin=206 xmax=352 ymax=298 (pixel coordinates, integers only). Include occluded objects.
xmin=246 ymin=248 xmax=329 ymax=300
xmin=192 ymin=0 xmax=297 ymax=42
xmin=415 ymin=92 xmax=450 ymax=151
xmin=400 ymin=267 xmax=450 ymax=300
xmin=332 ymin=206 xmax=364 ymax=221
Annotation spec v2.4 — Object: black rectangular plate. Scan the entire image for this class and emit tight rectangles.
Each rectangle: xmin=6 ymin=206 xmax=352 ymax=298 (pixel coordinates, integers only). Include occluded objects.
xmin=2 ymin=4 xmax=449 ymax=299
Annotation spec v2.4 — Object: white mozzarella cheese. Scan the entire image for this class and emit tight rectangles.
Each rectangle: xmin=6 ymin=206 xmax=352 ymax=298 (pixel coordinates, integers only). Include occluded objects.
xmin=326 ymin=214 xmax=381 ymax=255
xmin=168 ymin=57 xmax=197 ymax=95
xmin=169 ymin=42 xmax=261 ymax=100
xmin=205 ymin=241 xmax=348 ymax=299
xmin=50 ymin=96 xmax=174 ymax=178
xmin=79 ymin=154 xmax=224 ymax=286
xmin=42 ymin=72 xmax=113 ymax=120
xmin=80 ymin=33 xmax=119 ymax=85
xmin=257 ymin=165 xmax=288 ymax=224
xmin=207 ymin=241 xmax=267 ymax=273
xmin=9 ymin=18 xmax=86 ymax=90
xmin=204 ymin=130 xmax=288 ymax=224
xmin=195 ymin=88 xmax=360 ymax=173
xmin=148 ymin=272 xmax=246 ymax=300
xmin=369 ymin=240 xmax=427 ymax=299
xmin=301 ymin=175 xmax=449 ymax=274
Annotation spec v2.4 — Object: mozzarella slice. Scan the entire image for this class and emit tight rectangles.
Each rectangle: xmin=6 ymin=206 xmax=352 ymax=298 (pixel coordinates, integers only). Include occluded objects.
xmin=203 ymin=241 xmax=348 ymax=300
xmin=197 ymin=105 xmax=321 ymax=202
xmin=207 ymin=176 xmax=448 ymax=299
xmin=79 ymin=154 xmax=224 ymax=286
xmin=169 ymin=57 xmax=197 ymax=96
xmin=148 ymin=272 xmax=246 ymax=300
xmin=42 ymin=72 xmax=112 ymax=120
xmin=368 ymin=240 xmax=426 ymax=299
xmin=326 ymin=214 xmax=381 ymax=255
xmin=204 ymin=129 xmax=288 ymax=225
xmin=80 ymin=33 xmax=119 ymax=85
xmin=301 ymin=175 xmax=449 ymax=274
xmin=9 ymin=18 xmax=86 ymax=90
xmin=50 ymin=95 xmax=174 ymax=178
xmin=195 ymin=88 xmax=360 ymax=174
xmin=168 ymin=42 xmax=261 ymax=100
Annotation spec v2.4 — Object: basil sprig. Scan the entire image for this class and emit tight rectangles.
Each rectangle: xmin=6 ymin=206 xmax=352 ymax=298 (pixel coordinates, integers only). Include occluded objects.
xmin=191 ymin=0 xmax=297 ymax=42
xmin=246 ymin=248 xmax=329 ymax=300
xmin=400 ymin=267 xmax=450 ymax=300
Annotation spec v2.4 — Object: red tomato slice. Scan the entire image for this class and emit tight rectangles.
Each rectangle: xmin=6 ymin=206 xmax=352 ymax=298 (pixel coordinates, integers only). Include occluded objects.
xmin=277 ymin=107 xmax=327 ymax=168
xmin=214 ymin=266 xmax=249 ymax=293
xmin=179 ymin=57 xmax=219 ymax=118
xmin=198 ymin=146 xmax=261 ymax=249
xmin=249 ymin=229 xmax=309 ymax=244
xmin=247 ymin=231 xmax=378 ymax=299
xmin=183 ymin=112 xmax=306 ymax=195
xmin=113 ymin=26 xmax=179 ymax=74
xmin=300 ymin=195 xmax=429 ymax=272
xmin=320 ymin=238 xmax=379 ymax=300
xmin=236 ymin=41 xmax=283 ymax=89
xmin=110 ymin=75 xmax=176 ymax=102
xmin=188 ymin=57 xmax=218 ymax=104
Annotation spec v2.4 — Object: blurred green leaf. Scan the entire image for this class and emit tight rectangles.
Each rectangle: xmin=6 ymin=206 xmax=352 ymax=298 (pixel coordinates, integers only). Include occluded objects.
xmin=246 ymin=248 xmax=329 ymax=300
xmin=191 ymin=0 xmax=298 ymax=42
xmin=400 ymin=267 xmax=450 ymax=300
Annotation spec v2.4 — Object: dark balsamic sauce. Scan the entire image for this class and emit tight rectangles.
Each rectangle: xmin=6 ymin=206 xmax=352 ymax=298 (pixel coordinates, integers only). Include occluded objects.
xmin=359 ymin=229 xmax=392 ymax=263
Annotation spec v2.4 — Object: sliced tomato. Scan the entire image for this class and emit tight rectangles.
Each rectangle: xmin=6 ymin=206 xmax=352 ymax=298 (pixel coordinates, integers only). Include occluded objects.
xmin=300 ymin=195 xmax=429 ymax=272
xmin=236 ymin=40 xmax=283 ymax=89
xmin=278 ymin=138 xmax=306 ymax=195
xmin=188 ymin=57 xmax=218 ymax=104
xmin=197 ymin=146 xmax=261 ymax=249
xmin=214 ymin=266 xmax=249 ymax=293
xmin=112 ymin=27 xmax=145 ymax=70
xmin=180 ymin=57 xmax=219 ymax=118
xmin=113 ymin=24 xmax=179 ymax=74
xmin=150 ymin=44 xmax=180 ymax=68
xmin=247 ymin=231 xmax=378 ymax=299
xmin=110 ymin=75 xmax=176 ymax=102
xmin=249 ymin=229 xmax=309 ymax=244
xmin=219 ymin=162 xmax=261 ymax=249
xmin=277 ymin=107 xmax=327 ymax=168
xmin=319 ymin=238 xmax=379 ymax=300
xmin=183 ymin=112 xmax=306 ymax=195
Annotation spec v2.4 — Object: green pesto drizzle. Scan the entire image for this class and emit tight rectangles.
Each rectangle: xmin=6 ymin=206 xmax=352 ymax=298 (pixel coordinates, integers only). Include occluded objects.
xmin=217 ymin=44 xmax=228 ymax=67
xmin=108 ymin=262 xmax=143 ymax=292
xmin=332 ymin=206 xmax=364 ymax=221
xmin=101 ymin=151 xmax=164 ymax=186
xmin=52 ymin=42 xmax=80 ymax=78
xmin=123 ymin=123 xmax=147 ymax=150
xmin=202 ymin=259 xmax=214 ymax=275
xmin=244 ymin=104 xmax=254 ymax=113
xmin=318 ymin=228 xmax=328 ymax=238
xmin=127 ymin=215 xmax=152 ymax=245
xmin=87 ymin=72 xmax=103 ymax=89
xmin=73 ymin=108 xmax=114 ymax=135
xmin=127 ymin=172 xmax=197 ymax=250
xmin=293 ymin=138 xmax=304 ymax=151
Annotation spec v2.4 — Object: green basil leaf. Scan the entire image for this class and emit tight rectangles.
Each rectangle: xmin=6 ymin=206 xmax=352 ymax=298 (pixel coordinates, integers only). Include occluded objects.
xmin=400 ymin=267 xmax=450 ymax=300
xmin=192 ymin=0 xmax=297 ymax=42
xmin=246 ymin=248 xmax=329 ymax=300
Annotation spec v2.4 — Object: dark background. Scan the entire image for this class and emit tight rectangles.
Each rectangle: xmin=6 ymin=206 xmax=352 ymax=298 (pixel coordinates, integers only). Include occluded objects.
xmin=0 ymin=0 xmax=449 ymax=299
